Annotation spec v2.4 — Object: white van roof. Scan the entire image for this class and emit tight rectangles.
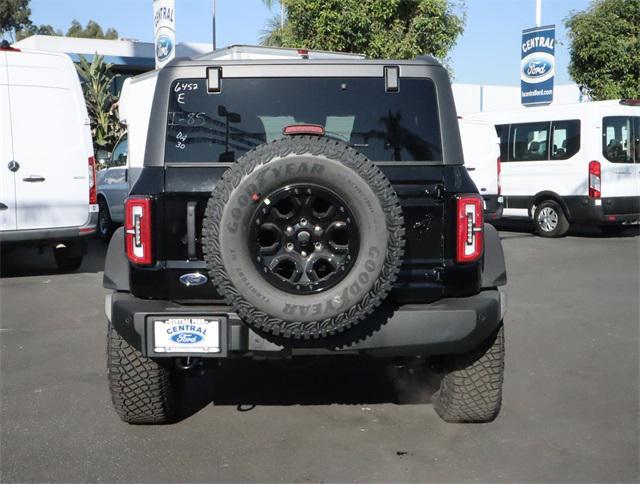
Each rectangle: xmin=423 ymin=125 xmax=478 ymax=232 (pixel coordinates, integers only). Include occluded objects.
xmin=469 ymin=99 xmax=638 ymax=124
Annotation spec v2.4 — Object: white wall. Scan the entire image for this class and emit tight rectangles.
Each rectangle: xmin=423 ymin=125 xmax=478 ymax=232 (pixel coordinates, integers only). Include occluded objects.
xmin=453 ymin=83 xmax=583 ymax=116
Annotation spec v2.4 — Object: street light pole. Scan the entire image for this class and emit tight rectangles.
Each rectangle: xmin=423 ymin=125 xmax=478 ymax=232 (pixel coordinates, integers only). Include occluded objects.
xmin=212 ymin=0 xmax=217 ymax=50
xmin=535 ymin=0 xmax=541 ymax=27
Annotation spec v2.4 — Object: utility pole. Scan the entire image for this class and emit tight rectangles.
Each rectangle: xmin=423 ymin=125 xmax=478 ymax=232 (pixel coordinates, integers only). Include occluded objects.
xmin=280 ymin=2 xmax=284 ymax=28
xmin=212 ymin=0 xmax=217 ymax=50
xmin=535 ymin=0 xmax=541 ymax=27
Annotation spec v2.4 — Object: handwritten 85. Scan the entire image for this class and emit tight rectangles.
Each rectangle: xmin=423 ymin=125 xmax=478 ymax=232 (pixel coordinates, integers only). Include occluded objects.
xmin=167 ymin=111 xmax=206 ymax=127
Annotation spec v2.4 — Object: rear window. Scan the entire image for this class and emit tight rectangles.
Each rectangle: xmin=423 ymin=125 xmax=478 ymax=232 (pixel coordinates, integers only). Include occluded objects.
xmin=164 ymin=77 xmax=442 ymax=163
xmin=602 ymin=116 xmax=639 ymax=163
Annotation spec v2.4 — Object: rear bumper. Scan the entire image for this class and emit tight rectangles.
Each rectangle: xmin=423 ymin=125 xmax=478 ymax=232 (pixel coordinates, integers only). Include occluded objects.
xmin=483 ymin=195 xmax=504 ymax=221
xmin=106 ymin=289 xmax=506 ymax=358
xmin=0 ymin=209 xmax=98 ymax=244
xmin=565 ymin=196 xmax=640 ymax=224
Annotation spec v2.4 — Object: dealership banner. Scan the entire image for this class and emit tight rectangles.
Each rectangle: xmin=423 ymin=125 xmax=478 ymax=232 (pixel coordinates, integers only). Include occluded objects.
xmin=153 ymin=0 xmax=176 ymax=69
xmin=521 ymin=24 xmax=555 ymax=106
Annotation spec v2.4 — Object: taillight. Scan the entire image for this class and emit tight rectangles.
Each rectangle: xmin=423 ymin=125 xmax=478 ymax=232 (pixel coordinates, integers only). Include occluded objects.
xmin=456 ymin=195 xmax=484 ymax=263
xmin=125 ymin=196 xmax=153 ymax=265
xmin=589 ymin=160 xmax=601 ymax=199
xmin=283 ymin=124 xmax=325 ymax=136
xmin=88 ymin=156 xmax=97 ymax=204
xmin=497 ymin=156 xmax=502 ymax=195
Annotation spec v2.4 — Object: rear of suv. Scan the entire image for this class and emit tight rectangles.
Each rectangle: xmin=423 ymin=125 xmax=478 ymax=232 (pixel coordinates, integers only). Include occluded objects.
xmin=103 ymin=57 xmax=507 ymax=424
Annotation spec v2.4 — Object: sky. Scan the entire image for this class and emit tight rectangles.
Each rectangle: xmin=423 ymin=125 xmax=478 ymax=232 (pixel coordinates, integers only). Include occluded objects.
xmin=27 ymin=0 xmax=592 ymax=86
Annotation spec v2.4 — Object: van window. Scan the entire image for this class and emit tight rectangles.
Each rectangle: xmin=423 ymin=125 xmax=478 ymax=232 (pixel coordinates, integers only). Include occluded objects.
xmin=603 ymin=116 xmax=634 ymax=163
xmin=164 ymin=77 xmax=443 ymax=163
xmin=496 ymin=124 xmax=509 ymax=161
xmin=510 ymin=122 xmax=550 ymax=161
xmin=551 ymin=120 xmax=580 ymax=160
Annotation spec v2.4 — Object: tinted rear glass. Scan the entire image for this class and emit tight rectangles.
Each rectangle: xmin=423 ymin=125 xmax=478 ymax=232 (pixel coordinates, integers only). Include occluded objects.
xmin=164 ymin=77 xmax=442 ymax=163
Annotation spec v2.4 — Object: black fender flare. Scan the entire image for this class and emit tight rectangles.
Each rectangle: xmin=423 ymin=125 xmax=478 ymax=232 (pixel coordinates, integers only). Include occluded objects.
xmin=103 ymin=227 xmax=130 ymax=291
xmin=481 ymin=223 xmax=507 ymax=289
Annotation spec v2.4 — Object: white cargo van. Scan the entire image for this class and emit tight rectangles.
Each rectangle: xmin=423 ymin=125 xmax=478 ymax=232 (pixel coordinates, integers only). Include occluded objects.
xmin=0 ymin=42 xmax=97 ymax=269
xmin=473 ymin=100 xmax=640 ymax=236
xmin=458 ymin=117 xmax=503 ymax=220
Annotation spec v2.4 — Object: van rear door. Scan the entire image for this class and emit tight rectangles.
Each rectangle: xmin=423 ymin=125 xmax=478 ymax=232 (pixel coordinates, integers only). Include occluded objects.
xmin=6 ymin=50 xmax=90 ymax=231
xmin=601 ymin=115 xmax=640 ymax=203
xmin=0 ymin=51 xmax=17 ymax=231
xmin=459 ymin=120 xmax=499 ymax=196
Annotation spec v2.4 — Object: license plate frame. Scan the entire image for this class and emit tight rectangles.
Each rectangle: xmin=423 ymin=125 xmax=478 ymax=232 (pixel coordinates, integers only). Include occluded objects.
xmin=150 ymin=316 xmax=226 ymax=356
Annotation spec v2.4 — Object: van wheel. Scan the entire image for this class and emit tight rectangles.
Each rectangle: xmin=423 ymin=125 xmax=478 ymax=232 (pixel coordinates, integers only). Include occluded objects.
xmin=533 ymin=200 xmax=569 ymax=237
xmin=432 ymin=324 xmax=505 ymax=423
xmin=107 ymin=320 xmax=178 ymax=424
xmin=98 ymin=199 xmax=115 ymax=242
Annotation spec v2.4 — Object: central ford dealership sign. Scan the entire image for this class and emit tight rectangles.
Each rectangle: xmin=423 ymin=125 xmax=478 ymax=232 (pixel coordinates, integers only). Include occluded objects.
xmin=521 ymin=25 xmax=555 ymax=106
xmin=153 ymin=0 xmax=176 ymax=69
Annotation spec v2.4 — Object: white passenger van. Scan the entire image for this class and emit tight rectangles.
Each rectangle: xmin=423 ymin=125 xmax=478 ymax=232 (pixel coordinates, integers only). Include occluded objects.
xmin=472 ymin=100 xmax=640 ymax=236
xmin=0 ymin=42 xmax=97 ymax=269
xmin=458 ymin=117 xmax=503 ymax=220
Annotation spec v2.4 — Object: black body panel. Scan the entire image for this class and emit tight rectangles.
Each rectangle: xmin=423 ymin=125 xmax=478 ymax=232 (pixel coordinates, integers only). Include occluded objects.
xmin=126 ymin=163 xmax=483 ymax=303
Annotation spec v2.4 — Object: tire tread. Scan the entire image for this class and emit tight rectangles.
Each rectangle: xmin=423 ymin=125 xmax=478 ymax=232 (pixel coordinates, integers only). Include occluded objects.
xmin=433 ymin=325 xmax=505 ymax=423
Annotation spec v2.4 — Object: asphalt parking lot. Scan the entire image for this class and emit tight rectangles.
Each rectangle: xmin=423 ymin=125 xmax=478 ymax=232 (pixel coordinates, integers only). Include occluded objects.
xmin=1 ymin=224 xmax=638 ymax=483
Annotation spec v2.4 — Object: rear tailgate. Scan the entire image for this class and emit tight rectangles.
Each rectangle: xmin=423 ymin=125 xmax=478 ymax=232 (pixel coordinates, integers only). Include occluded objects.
xmin=155 ymin=164 xmax=447 ymax=304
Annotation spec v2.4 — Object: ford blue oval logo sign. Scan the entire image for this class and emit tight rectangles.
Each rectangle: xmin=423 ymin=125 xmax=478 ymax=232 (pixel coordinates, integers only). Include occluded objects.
xmin=170 ymin=332 xmax=203 ymax=344
xmin=179 ymin=273 xmax=208 ymax=286
xmin=156 ymin=35 xmax=173 ymax=62
xmin=520 ymin=52 xmax=554 ymax=84
xmin=523 ymin=59 xmax=552 ymax=78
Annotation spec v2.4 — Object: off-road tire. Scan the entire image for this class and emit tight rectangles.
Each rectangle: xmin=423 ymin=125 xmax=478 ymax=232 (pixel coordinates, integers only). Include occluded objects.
xmin=203 ymin=136 xmax=405 ymax=340
xmin=433 ymin=324 xmax=505 ymax=423
xmin=107 ymin=321 xmax=177 ymax=424
xmin=533 ymin=200 xmax=570 ymax=238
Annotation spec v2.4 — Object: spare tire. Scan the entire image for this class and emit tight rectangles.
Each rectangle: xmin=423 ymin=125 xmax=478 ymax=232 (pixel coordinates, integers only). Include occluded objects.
xmin=203 ymin=136 xmax=404 ymax=339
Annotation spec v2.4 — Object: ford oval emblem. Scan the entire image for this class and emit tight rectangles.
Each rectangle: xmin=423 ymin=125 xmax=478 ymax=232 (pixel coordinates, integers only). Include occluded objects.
xmin=170 ymin=332 xmax=203 ymax=344
xmin=521 ymin=52 xmax=555 ymax=84
xmin=523 ymin=59 xmax=552 ymax=78
xmin=156 ymin=35 xmax=174 ymax=62
xmin=179 ymin=273 xmax=208 ymax=286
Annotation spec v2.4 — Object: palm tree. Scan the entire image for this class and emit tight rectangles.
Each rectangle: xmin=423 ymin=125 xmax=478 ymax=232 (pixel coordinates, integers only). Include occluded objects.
xmin=259 ymin=14 xmax=285 ymax=46
xmin=261 ymin=0 xmax=285 ymax=28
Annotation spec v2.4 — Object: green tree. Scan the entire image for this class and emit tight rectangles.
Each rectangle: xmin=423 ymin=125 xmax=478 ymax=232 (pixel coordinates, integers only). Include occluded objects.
xmin=76 ymin=54 xmax=123 ymax=153
xmin=16 ymin=23 xmax=61 ymax=41
xmin=259 ymin=14 xmax=286 ymax=47
xmin=66 ymin=19 xmax=118 ymax=40
xmin=565 ymin=0 xmax=640 ymax=100
xmin=262 ymin=0 xmax=465 ymax=61
xmin=0 ymin=0 xmax=30 ymax=40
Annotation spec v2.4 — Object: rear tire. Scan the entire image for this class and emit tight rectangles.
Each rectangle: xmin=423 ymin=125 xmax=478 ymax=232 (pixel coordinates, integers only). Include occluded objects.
xmin=107 ymin=320 xmax=178 ymax=424
xmin=533 ymin=200 xmax=569 ymax=237
xmin=433 ymin=324 xmax=505 ymax=423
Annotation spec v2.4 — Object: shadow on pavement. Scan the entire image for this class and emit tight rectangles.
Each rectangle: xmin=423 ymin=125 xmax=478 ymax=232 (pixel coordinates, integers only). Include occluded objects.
xmin=177 ymin=356 xmax=441 ymax=421
xmin=0 ymin=237 xmax=107 ymax=278
xmin=493 ymin=219 xmax=640 ymax=239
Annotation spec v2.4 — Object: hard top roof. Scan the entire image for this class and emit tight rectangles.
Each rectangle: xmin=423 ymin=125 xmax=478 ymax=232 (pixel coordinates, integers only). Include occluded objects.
xmin=164 ymin=55 xmax=443 ymax=69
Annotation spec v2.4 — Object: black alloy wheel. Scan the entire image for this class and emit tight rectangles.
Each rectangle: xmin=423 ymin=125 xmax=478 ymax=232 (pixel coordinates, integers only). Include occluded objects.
xmin=249 ymin=184 xmax=359 ymax=294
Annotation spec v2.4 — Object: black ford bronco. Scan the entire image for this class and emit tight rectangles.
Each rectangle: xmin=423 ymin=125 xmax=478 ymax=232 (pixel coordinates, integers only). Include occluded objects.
xmin=103 ymin=56 xmax=507 ymax=424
